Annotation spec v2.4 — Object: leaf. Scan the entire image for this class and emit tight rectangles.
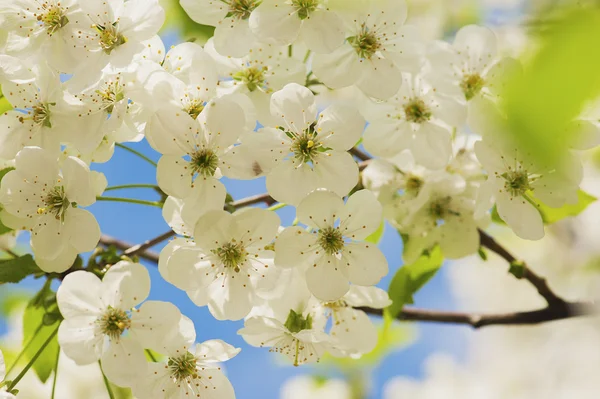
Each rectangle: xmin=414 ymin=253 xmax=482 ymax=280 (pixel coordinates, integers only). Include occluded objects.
xmin=385 ymin=246 xmax=444 ymax=321
xmin=0 ymin=255 xmax=42 ymax=284
xmin=0 ymin=86 xmax=12 ymax=114
xmin=534 ymin=190 xmax=596 ymax=224
xmin=22 ymin=302 xmax=60 ymax=383
xmin=504 ymin=7 xmax=600 ymax=169
xmin=0 ymin=167 xmax=14 ymax=183
xmin=365 ymin=220 xmax=385 ymax=244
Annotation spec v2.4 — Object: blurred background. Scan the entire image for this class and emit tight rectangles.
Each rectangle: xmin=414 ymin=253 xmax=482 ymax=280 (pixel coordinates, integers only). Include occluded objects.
xmin=2 ymin=0 xmax=600 ymax=398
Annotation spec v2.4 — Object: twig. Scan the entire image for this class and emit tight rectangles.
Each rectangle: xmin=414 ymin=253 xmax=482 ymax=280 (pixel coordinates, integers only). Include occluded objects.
xmin=478 ymin=229 xmax=565 ymax=306
xmin=230 ymin=193 xmax=276 ymax=208
xmin=99 ymin=234 xmax=160 ymax=264
xmin=349 ymin=147 xmax=371 ymax=161
xmin=123 ymin=230 xmax=177 ymax=259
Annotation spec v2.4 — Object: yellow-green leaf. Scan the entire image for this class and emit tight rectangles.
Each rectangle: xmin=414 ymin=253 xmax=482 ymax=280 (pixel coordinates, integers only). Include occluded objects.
xmin=22 ymin=303 xmax=60 ymax=383
xmin=365 ymin=220 xmax=385 ymax=244
xmin=534 ymin=189 xmax=596 ymax=224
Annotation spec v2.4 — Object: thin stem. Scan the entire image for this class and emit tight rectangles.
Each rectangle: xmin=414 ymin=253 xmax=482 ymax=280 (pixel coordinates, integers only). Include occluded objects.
xmin=105 ymin=184 xmax=160 ymax=192
xmin=99 ymin=362 xmax=116 ymax=399
xmin=124 ymin=230 xmax=176 ymax=258
xmin=115 ymin=143 xmax=157 ymax=167
xmin=288 ymin=44 xmax=293 ymax=57
xmin=5 ymin=323 xmax=44 ymax=377
xmin=303 ymin=50 xmax=312 ymax=63
xmin=267 ymin=203 xmax=287 ymax=212
xmin=8 ymin=326 xmax=59 ymax=391
xmin=96 ymin=196 xmax=163 ymax=208
xmin=50 ymin=349 xmax=60 ymax=399
xmin=145 ymin=349 xmax=158 ymax=362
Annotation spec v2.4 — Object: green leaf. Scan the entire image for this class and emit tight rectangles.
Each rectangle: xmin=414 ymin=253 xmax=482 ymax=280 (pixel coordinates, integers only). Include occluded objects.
xmin=504 ymin=7 xmax=600 ymax=169
xmin=365 ymin=220 xmax=385 ymax=244
xmin=0 ymin=255 xmax=42 ymax=284
xmin=385 ymin=246 xmax=444 ymax=321
xmin=22 ymin=301 xmax=60 ymax=383
xmin=0 ymin=167 xmax=14 ymax=183
xmin=534 ymin=189 xmax=596 ymax=224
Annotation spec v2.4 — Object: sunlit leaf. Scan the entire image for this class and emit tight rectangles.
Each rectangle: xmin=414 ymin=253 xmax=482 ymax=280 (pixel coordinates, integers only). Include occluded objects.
xmin=365 ymin=220 xmax=385 ymax=244
xmin=0 ymin=255 xmax=42 ymax=284
xmin=22 ymin=302 xmax=59 ymax=383
xmin=534 ymin=190 xmax=596 ymax=224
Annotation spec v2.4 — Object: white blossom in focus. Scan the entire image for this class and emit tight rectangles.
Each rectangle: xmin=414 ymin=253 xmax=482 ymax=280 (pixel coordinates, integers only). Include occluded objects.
xmin=0 ymin=147 xmax=102 ymax=272
xmin=275 ymin=189 xmax=388 ymax=301
xmin=56 ymin=261 xmax=181 ymax=387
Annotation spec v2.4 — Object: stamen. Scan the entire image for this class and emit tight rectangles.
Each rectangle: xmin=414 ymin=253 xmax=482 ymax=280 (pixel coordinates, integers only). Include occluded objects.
xmin=317 ymin=226 xmax=344 ymax=255
xmin=97 ymin=307 xmax=131 ymax=341
xmin=190 ymin=149 xmax=219 ymax=177
xmin=460 ymin=73 xmax=485 ymax=101
xmin=403 ymin=98 xmax=432 ymax=124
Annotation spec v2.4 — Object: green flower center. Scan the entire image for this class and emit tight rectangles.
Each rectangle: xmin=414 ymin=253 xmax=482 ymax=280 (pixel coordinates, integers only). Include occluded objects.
xmin=214 ymin=241 xmax=247 ymax=273
xmin=502 ymin=171 xmax=531 ymax=197
xmin=96 ymin=80 xmax=125 ymax=114
xmin=168 ymin=352 xmax=198 ymax=382
xmin=406 ymin=175 xmax=423 ymax=195
xmin=97 ymin=307 xmax=131 ymax=341
xmin=317 ymin=226 xmax=344 ymax=255
xmin=191 ymin=149 xmax=219 ymax=177
xmin=95 ymin=23 xmax=127 ymax=55
xmin=232 ymin=66 xmax=268 ymax=92
xmin=38 ymin=5 xmax=70 ymax=35
xmin=404 ymin=98 xmax=432 ymax=124
xmin=39 ymin=186 xmax=73 ymax=221
xmin=284 ymin=309 xmax=313 ymax=333
xmin=184 ymin=99 xmax=205 ymax=120
xmin=290 ymin=124 xmax=322 ymax=163
xmin=348 ymin=26 xmax=380 ymax=59
xmin=460 ymin=73 xmax=485 ymax=101
xmin=227 ymin=0 xmax=260 ymax=20
xmin=429 ymin=196 xmax=454 ymax=219
xmin=292 ymin=0 xmax=319 ymax=19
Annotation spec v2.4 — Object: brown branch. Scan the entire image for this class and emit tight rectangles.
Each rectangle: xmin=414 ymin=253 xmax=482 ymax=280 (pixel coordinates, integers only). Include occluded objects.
xmin=99 ymin=234 xmax=160 ymax=264
xmin=478 ymin=229 xmax=565 ymax=306
xmin=123 ymin=230 xmax=177 ymax=258
xmin=360 ymin=302 xmax=594 ymax=328
xmin=349 ymin=147 xmax=371 ymax=161
xmin=230 ymin=193 xmax=275 ymax=208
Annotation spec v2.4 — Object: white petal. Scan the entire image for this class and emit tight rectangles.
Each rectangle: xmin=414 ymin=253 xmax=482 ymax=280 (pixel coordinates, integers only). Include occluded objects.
xmin=317 ymin=104 xmax=365 ymax=151
xmin=330 ymin=308 xmax=378 ymax=356
xmin=57 ymin=271 xmax=104 ymax=319
xmin=180 ymin=178 xmax=227 ymax=228
xmin=194 ymin=210 xmax=236 ymax=250
xmin=130 ymin=301 xmax=182 ymax=349
xmin=237 ymin=316 xmax=286 ymax=347
xmin=312 ymin=45 xmax=361 ymax=90
xmin=194 ymin=340 xmax=241 ymax=363
xmin=233 ymin=207 xmax=280 ymax=245
xmin=156 ymin=155 xmax=193 ymax=198
xmin=300 ymin=10 xmax=345 ymax=53
xmin=158 ymin=237 xmax=194 ymax=284
xmin=162 ymin=197 xmax=194 ymax=237
xmin=266 ymin=162 xmax=317 ymax=205
xmin=15 ymin=146 xmax=58 ymax=184
xmin=453 ymin=25 xmax=498 ymax=72
xmin=101 ymin=261 xmax=151 ymax=309
xmin=58 ymin=316 xmax=104 ymax=365
xmin=64 ymin=208 xmax=100 ymax=253
xmin=343 ymin=242 xmax=388 ymax=286
xmin=270 ymin=83 xmax=316 ymax=133
xmin=311 ymin=151 xmax=360 ymax=198
xmin=362 ymin=121 xmax=412 ymax=159
xmin=305 ymin=255 xmax=349 ymax=301
xmin=356 ymin=57 xmax=402 ymax=100
xmin=439 ymin=218 xmax=480 ymax=259
xmin=297 ymin=190 xmax=344 ymax=230
xmin=207 ymin=272 xmax=253 ymax=321
xmin=120 ymin=0 xmax=165 ymax=41
xmin=343 ymin=286 xmax=391 ymax=309
xmin=568 ymin=120 xmax=600 ymax=151
xmin=410 ymin=122 xmax=452 ymax=170
xmin=496 ymin=193 xmax=545 ymax=240
xmin=61 ymin=157 xmax=96 ymax=207
xmin=274 ymin=226 xmax=319 ymax=268
xmin=213 ymin=18 xmax=255 ymax=57
xmin=200 ymin=96 xmax=247 ymax=150
xmin=165 ymin=246 xmax=214 ymax=291
xmin=249 ymin=2 xmax=301 ymax=46
xmin=101 ymin=337 xmax=147 ymax=388
xmin=180 ymin=0 xmax=228 ymax=25
xmin=339 ymin=189 xmax=383 ymax=241
xmin=31 ymin=215 xmax=68 ymax=260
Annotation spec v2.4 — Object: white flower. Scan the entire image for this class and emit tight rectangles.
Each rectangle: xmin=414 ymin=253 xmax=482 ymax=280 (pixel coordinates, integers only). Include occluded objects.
xmin=239 ymin=307 xmax=330 ymax=367
xmin=312 ymin=0 xmax=422 ymax=100
xmin=162 ymin=208 xmax=282 ymax=320
xmin=236 ymin=83 xmax=364 ymax=204
xmin=180 ymin=0 xmax=261 ymax=57
xmin=474 ymin=139 xmax=581 ymax=240
xmin=73 ymin=0 xmax=165 ymax=80
xmin=249 ymin=0 xmax=345 ymax=54
xmin=56 ymin=262 xmax=181 ymax=387
xmin=0 ymin=0 xmax=86 ymax=73
xmin=0 ymin=349 xmax=15 ymax=399
xmin=0 ymin=63 xmax=78 ymax=159
xmin=275 ymin=190 xmax=388 ymax=301
xmin=0 ymin=147 xmax=102 ymax=272
xmin=427 ymin=25 xmax=520 ymax=130
xmin=316 ymin=285 xmax=391 ymax=358
xmin=363 ymin=72 xmax=466 ymax=169
xmin=281 ymin=376 xmax=352 ymax=399
xmin=205 ymin=38 xmax=306 ymax=125
xmin=133 ymin=314 xmax=239 ymax=399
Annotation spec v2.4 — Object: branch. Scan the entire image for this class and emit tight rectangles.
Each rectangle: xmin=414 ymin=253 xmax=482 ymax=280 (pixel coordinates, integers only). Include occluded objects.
xmin=349 ymin=147 xmax=371 ymax=161
xmin=478 ymin=229 xmax=565 ymax=306
xmin=99 ymin=234 xmax=160 ymax=264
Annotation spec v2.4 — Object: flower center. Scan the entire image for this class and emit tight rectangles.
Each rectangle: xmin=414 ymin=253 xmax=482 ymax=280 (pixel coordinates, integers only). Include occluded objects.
xmin=232 ymin=66 xmax=268 ymax=92
xmin=19 ymin=102 xmax=53 ymax=128
xmin=290 ymin=125 xmax=321 ymax=163
xmin=94 ymin=23 xmax=127 ymax=55
xmin=501 ymin=170 xmax=531 ymax=197
xmin=317 ymin=226 xmax=344 ymax=255
xmin=184 ymin=99 xmax=205 ymax=120
xmin=404 ymin=98 xmax=431 ymax=124
xmin=38 ymin=4 xmax=70 ymax=35
xmin=292 ymin=0 xmax=319 ymax=19
xmin=227 ymin=0 xmax=260 ymax=20
xmin=284 ymin=309 xmax=313 ymax=333
xmin=429 ymin=196 xmax=454 ymax=220
xmin=96 ymin=80 xmax=125 ymax=114
xmin=38 ymin=186 xmax=72 ymax=221
xmin=97 ymin=307 xmax=131 ymax=341
xmin=460 ymin=73 xmax=484 ymax=101
xmin=191 ymin=149 xmax=219 ymax=177
xmin=348 ymin=25 xmax=380 ymax=59
xmin=168 ymin=352 xmax=198 ymax=382
xmin=405 ymin=175 xmax=423 ymax=195
xmin=214 ymin=241 xmax=247 ymax=273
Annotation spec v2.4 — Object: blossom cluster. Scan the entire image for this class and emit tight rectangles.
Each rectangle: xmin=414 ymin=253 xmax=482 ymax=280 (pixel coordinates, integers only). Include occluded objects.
xmin=0 ymin=0 xmax=597 ymax=397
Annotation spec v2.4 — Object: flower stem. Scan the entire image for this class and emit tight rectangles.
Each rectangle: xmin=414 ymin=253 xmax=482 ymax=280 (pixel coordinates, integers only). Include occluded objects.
xmin=50 ymin=349 xmax=60 ymax=399
xmin=5 ymin=322 xmax=44 ymax=377
xmin=115 ymin=143 xmax=157 ymax=167
xmin=99 ymin=361 xmax=116 ymax=399
xmin=267 ymin=203 xmax=287 ymax=212
xmin=7 ymin=325 xmax=59 ymax=391
xmin=104 ymin=184 xmax=160 ymax=192
xmin=96 ymin=196 xmax=163 ymax=208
